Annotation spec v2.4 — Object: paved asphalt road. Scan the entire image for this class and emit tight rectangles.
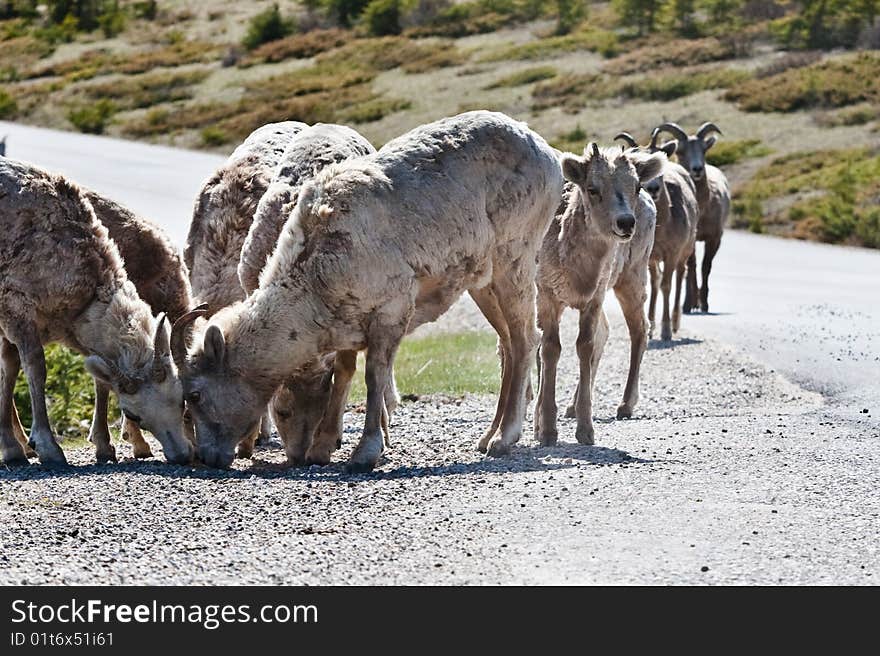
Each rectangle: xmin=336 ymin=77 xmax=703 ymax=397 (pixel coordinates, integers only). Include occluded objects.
xmin=4 ymin=120 xmax=877 ymax=408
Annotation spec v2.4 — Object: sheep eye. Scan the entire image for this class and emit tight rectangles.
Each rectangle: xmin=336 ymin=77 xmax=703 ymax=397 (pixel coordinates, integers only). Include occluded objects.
xmin=186 ymin=391 xmax=201 ymax=405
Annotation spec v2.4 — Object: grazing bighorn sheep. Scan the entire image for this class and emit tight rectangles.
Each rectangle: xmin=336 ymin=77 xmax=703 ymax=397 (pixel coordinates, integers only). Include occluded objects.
xmin=534 ymin=143 xmax=664 ymax=447
xmin=615 ymin=131 xmax=699 ymax=341
xmin=653 ymin=122 xmax=731 ymax=314
xmin=0 ymin=158 xmax=193 ymax=466
xmin=185 ymin=121 xmax=306 ymax=447
xmin=236 ymin=123 xmax=378 ymax=465
xmin=172 ymin=111 xmax=563 ymax=471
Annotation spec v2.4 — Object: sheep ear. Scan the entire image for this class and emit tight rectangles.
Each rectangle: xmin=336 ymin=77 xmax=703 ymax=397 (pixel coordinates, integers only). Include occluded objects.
xmin=561 ymin=154 xmax=588 ymax=185
xmin=630 ymin=151 xmax=666 ymax=184
xmin=660 ymin=140 xmax=677 ymax=158
xmin=703 ymin=136 xmax=717 ymax=151
xmin=84 ymin=355 xmax=115 ymax=387
xmin=204 ymin=325 xmax=226 ymax=368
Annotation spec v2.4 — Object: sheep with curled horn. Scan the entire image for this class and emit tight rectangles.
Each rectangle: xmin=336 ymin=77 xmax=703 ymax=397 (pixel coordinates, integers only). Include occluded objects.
xmin=653 ymin=121 xmax=731 ymax=314
xmin=613 ymin=130 xmax=699 ymax=341
xmin=184 ymin=121 xmax=306 ymax=452
xmin=534 ymin=141 xmax=665 ymax=448
xmin=0 ymin=158 xmax=193 ymax=466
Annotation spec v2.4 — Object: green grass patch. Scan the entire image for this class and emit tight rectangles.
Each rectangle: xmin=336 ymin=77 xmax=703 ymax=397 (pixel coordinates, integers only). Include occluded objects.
xmin=602 ymin=36 xmax=740 ymax=75
xmin=349 ymin=331 xmax=500 ymax=402
xmin=724 ymin=52 xmax=880 ymax=112
xmin=550 ymin=124 xmax=589 ymax=152
xmin=616 ymin=67 xmax=749 ymax=102
xmin=814 ymin=103 xmax=877 ymax=128
xmin=481 ymin=26 xmax=620 ymax=62
xmin=706 ymin=139 xmax=772 ymax=167
xmin=485 ymin=65 xmax=557 ymax=89
xmin=0 ymin=88 xmax=17 ymax=118
xmin=338 ymin=96 xmax=411 ymax=123
xmin=80 ymin=68 xmax=210 ymax=110
xmin=14 ymin=344 xmax=118 ymax=441
xmin=734 ymin=147 xmax=880 ymax=248
xmin=67 ymin=98 xmax=116 ymax=134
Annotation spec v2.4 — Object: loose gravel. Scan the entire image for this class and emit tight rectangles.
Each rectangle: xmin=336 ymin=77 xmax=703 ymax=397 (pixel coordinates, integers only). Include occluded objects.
xmin=1 ymin=298 xmax=877 ymax=585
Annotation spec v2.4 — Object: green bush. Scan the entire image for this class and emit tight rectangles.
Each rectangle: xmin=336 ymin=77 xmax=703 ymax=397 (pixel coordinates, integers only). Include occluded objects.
xmin=200 ymin=125 xmax=229 ymax=146
xmin=13 ymin=344 xmax=117 ymax=440
xmin=242 ymin=4 xmax=295 ymax=50
xmin=98 ymin=6 xmax=126 ymax=38
xmin=67 ymin=98 xmax=116 ymax=133
xmin=706 ymin=139 xmax=771 ymax=167
xmin=363 ymin=0 xmax=406 ymax=36
xmin=324 ymin=0 xmax=372 ymax=27
xmin=0 ymin=88 xmax=17 ymax=118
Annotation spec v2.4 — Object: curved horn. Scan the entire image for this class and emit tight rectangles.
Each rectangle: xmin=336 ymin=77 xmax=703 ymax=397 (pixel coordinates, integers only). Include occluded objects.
xmin=696 ymin=122 xmax=723 ymax=141
xmin=170 ymin=304 xmax=208 ymax=370
xmin=654 ymin=122 xmax=689 ymax=143
xmin=152 ymin=313 xmax=169 ymax=382
xmin=614 ymin=132 xmax=639 ymax=148
xmin=649 ymin=127 xmax=663 ymax=151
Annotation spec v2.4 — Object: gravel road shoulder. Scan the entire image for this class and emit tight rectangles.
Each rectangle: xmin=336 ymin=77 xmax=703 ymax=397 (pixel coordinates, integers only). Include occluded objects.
xmin=1 ymin=298 xmax=877 ymax=585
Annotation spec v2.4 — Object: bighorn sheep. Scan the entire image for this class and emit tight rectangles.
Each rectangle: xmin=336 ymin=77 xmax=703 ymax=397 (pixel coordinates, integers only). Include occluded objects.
xmin=534 ymin=143 xmax=664 ymax=447
xmin=0 ymin=158 xmax=193 ymax=466
xmin=615 ymin=131 xmax=699 ymax=341
xmin=653 ymin=122 xmax=730 ymax=314
xmin=236 ymin=123 xmax=378 ymax=464
xmin=172 ymin=111 xmax=563 ymax=471
xmin=185 ymin=121 xmax=306 ymax=446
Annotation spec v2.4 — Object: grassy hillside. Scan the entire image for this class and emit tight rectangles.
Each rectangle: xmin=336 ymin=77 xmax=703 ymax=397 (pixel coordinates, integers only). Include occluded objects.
xmin=1 ymin=0 xmax=879 ymax=249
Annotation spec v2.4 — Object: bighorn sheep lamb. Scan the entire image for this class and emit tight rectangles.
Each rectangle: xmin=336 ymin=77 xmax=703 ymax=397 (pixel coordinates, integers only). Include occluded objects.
xmin=185 ymin=120 xmax=306 ymax=446
xmin=236 ymin=123 xmax=378 ymax=464
xmin=172 ymin=111 xmax=563 ymax=471
xmin=535 ymin=143 xmax=664 ymax=447
xmin=0 ymin=158 xmax=193 ymax=466
xmin=653 ymin=122 xmax=730 ymax=314
xmin=615 ymin=131 xmax=699 ymax=341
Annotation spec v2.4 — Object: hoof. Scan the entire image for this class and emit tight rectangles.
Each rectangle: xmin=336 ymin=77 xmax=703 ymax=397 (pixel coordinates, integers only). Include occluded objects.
xmin=486 ymin=436 xmax=511 ymax=457
xmin=344 ymin=458 xmax=376 ymax=474
xmin=235 ymin=445 xmax=253 ymax=460
xmin=661 ymin=325 xmax=672 ymax=342
xmin=616 ymin=404 xmax=633 ymax=420
xmin=255 ymin=432 xmax=272 ymax=447
xmin=39 ymin=454 xmax=69 ymax=468
xmin=476 ymin=430 xmax=494 ymax=453
xmin=575 ymin=426 xmax=595 ymax=446
xmin=132 ymin=445 xmax=154 ymax=459
xmin=95 ymin=445 xmax=117 ymax=464
xmin=536 ymin=431 xmax=558 ymax=447
xmin=1 ymin=447 xmax=30 ymax=467
xmin=304 ymin=450 xmax=332 ymax=467
xmin=24 ymin=447 xmax=37 ymax=459
xmin=564 ymin=405 xmax=577 ymax=419
xmin=335 ymin=438 xmax=342 ymax=450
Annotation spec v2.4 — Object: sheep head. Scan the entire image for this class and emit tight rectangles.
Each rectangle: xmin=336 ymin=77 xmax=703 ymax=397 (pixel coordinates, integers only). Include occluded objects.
xmin=84 ymin=314 xmax=193 ymax=465
xmin=654 ymin=121 xmax=722 ymax=182
xmin=561 ymin=142 xmax=665 ymax=241
xmin=172 ymin=308 xmax=269 ymax=469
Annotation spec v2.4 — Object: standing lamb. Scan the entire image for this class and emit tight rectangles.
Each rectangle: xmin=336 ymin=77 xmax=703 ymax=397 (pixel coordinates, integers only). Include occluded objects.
xmin=615 ymin=131 xmax=699 ymax=341
xmin=171 ymin=111 xmax=563 ymax=471
xmin=236 ymin=123 xmax=378 ymax=464
xmin=185 ymin=121 xmax=306 ymax=447
xmin=534 ymin=143 xmax=664 ymax=447
xmin=653 ymin=122 xmax=731 ymax=314
xmin=0 ymin=158 xmax=193 ymax=466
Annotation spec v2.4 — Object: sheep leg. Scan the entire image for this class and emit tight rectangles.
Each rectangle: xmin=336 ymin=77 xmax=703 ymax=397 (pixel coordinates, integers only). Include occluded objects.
xmin=15 ymin=331 xmax=66 ymax=466
xmin=700 ymin=236 xmax=721 ymax=314
xmin=659 ymin=259 xmax=674 ymax=342
xmin=11 ymin=403 xmax=37 ymax=458
xmin=254 ymin=411 xmax=273 ymax=447
xmin=345 ymin=329 xmax=403 ymax=474
xmin=573 ymin=301 xmax=607 ymax=445
xmin=673 ymin=261 xmax=686 ymax=333
xmin=485 ymin=275 xmax=538 ymax=457
xmin=306 ymin=350 xmax=357 ymax=466
xmin=534 ymin=300 xmax=562 ymax=447
xmin=683 ymin=249 xmax=698 ymax=313
xmin=564 ymin=383 xmax=579 ymax=419
xmin=648 ymin=260 xmax=660 ymax=338
xmin=235 ymin=425 xmax=260 ymax=460
xmin=613 ymin=278 xmax=648 ymax=420
xmin=277 ymin=370 xmax=334 ymax=466
xmin=122 ymin=417 xmax=154 ymax=459
xmin=0 ymin=339 xmax=28 ymax=465
xmin=468 ymin=287 xmax=512 ymax=453
xmin=88 ymin=382 xmax=117 ymax=463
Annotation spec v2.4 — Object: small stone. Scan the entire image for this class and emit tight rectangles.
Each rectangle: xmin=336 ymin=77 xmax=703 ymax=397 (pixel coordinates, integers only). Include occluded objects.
xmin=701 ymin=566 xmax=709 ymax=572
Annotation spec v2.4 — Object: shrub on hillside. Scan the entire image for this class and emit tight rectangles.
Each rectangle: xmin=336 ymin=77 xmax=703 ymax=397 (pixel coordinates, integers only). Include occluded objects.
xmin=242 ymin=4 xmax=296 ymax=50
xmin=67 ymin=98 xmax=116 ymax=133
xmin=363 ymin=0 xmax=406 ymax=35
xmin=0 ymin=88 xmax=17 ymax=118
